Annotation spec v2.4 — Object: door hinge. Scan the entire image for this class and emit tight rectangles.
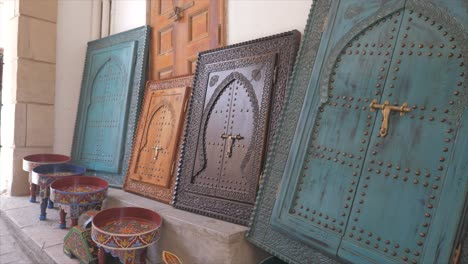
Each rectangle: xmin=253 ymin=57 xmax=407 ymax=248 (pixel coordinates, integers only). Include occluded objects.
xmin=170 ymin=161 xmax=176 ymax=176
xmin=453 ymin=243 xmax=462 ymax=264
xmin=322 ymin=15 xmax=329 ymax=33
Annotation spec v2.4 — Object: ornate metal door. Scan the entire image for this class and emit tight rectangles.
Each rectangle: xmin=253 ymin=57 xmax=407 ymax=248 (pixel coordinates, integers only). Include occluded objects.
xmin=77 ymin=42 xmax=136 ymax=173
xmin=248 ymin=1 xmax=468 ymax=263
xmin=71 ymin=26 xmax=150 ymax=187
xmin=124 ymin=76 xmax=192 ymax=203
xmin=174 ymin=31 xmax=300 ymax=225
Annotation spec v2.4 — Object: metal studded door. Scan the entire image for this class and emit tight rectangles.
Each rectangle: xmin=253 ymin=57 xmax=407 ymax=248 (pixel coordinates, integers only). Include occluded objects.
xmin=174 ymin=31 xmax=300 ymax=225
xmin=71 ymin=26 xmax=150 ymax=187
xmin=247 ymin=1 xmax=468 ymax=264
xmin=76 ymin=41 xmax=136 ymax=173
xmin=124 ymin=76 xmax=192 ymax=203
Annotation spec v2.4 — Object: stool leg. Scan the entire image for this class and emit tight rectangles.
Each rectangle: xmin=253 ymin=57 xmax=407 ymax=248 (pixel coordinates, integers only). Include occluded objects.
xmin=98 ymin=247 xmax=106 ymax=264
xmin=29 ymin=184 xmax=37 ymax=203
xmin=59 ymin=208 xmax=67 ymax=229
xmin=39 ymin=198 xmax=47 ymax=220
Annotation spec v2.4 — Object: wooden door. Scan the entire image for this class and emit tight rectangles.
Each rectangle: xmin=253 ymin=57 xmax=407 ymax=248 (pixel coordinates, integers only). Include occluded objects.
xmin=265 ymin=1 xmax=468 ymax=264
xmin=124 ymin=76 xmax=192 ymax=203
xmin=150 ymin=0 xmax=225 ymax=80
xmin=173 ymin=31 xmax=300 ymax=225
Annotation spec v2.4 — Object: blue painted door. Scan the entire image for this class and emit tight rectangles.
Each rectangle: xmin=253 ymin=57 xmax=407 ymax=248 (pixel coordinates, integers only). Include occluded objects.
xmin=74 ymin=42 xmax=137 ymax=173
xmin=272 ymin=1 xmax=467 ymax=263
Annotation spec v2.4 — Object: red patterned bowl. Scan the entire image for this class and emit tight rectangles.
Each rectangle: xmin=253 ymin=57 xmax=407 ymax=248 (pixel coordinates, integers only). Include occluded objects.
xmin=50 ymin=176 xmax=108 ymax=229
xmin=91 ymin=207 xmax=162 ymax=250
xmin=50 ymin=176 xmax=108 ymax=206
xmin=23 ymin=154 xmax=70 ymax=176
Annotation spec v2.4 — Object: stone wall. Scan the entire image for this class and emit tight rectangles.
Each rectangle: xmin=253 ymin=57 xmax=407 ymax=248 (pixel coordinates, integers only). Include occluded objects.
xmin=0 ymin=0 xmax=57 ymax=195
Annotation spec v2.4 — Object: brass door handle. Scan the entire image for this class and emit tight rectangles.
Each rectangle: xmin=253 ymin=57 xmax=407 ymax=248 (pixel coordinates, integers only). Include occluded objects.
xmin=167 ymin=1 xmax=194 ymax=22
xmin=370 ymin=99 xmax=410 ymax=137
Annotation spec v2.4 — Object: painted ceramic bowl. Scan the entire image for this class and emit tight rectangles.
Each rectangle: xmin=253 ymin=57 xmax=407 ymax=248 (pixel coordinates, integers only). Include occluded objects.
xmin=31 ymin=164 xmax=86 ymax=186
xmin=22 ymin=154 xmax=70 ymax=174
xmin=50 ymin=176 xmax=108 ymax=206
xmin=91 ymin=207 xmax=162 ymax=250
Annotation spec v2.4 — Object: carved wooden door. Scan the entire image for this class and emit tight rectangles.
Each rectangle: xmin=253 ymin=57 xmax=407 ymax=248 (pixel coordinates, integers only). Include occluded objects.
xmin=150 ymin=0 xmax=225 ymax=80
xmin=124 ymin=76 xmax=192 ymax=203
xmin=174 ymin=31 xmax=300 ymax=225
xmin=264 ymin=1 xmax=468 ymax=264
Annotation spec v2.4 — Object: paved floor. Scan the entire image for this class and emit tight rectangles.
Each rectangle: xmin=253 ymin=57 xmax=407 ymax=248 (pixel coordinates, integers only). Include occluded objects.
xmin=0 ymin=216 xmax=34 ymax=264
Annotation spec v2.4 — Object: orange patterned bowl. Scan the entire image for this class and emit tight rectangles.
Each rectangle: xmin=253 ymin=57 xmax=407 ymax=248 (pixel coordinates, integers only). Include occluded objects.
xmin=91 ymin=207 xmax=162 ymax=251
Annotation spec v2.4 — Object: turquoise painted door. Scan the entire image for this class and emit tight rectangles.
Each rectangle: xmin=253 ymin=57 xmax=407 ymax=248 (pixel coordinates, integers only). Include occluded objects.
xmin=272 ymin=1 xmax=467 ymax=263
xmin=74 ymin=42 xmax=137 ymax=173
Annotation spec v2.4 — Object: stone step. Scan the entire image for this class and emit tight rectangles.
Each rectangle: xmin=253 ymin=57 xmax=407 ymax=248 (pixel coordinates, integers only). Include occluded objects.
xmin=0 ymin=188 xmax=269 ymax=264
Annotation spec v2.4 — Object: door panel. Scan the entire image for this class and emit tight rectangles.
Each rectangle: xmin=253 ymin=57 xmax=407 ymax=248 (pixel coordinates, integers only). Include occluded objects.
xmin=74 ymin=42 xmax=136 ymax=173
xmin=151 ymin=0 xmax=175 ymax=80
xmin=124 ymin=76 xmax=192 ymax=203
xmin=271 ymin=1 xmax=406 ymax=255
xmin=339 ymin=2 xmax=468 ymax=263
xmin=150 ymin=0 xmax=225 ymax=80
xmin=71 ymin=26 xmax=150 ymax=187
xmin=174 ymin=31 xmax=301 ymax=225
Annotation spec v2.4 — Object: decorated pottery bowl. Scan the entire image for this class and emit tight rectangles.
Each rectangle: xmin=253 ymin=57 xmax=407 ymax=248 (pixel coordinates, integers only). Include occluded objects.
xmin=22 ymin=154 xmax=71 ymax=203
xmin=50 ymin=176 xmax=108 ymax=229
xmin=22 ymin=153 xmax=70 ymax=174
xmin=50 ymin=176 xmax=108 ymax=206
xmin=31 ymin=164 xmax=86 ymax=186
xmin=91 ymin=207 xmax=162 ymax=250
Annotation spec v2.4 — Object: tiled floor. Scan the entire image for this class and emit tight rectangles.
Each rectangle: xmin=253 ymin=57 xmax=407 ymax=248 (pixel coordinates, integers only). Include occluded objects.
xmin=0 ymin=189 xmax=267 ymax=264
xmin=0 ymin=216 xmax=34 ymax=264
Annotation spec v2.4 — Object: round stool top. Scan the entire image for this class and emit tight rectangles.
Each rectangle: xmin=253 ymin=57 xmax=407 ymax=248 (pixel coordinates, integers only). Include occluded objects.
xmin=91 ymin=207 xmax=162 ymax=250
xmin=22 ymin=154 xmax=70 ymax=172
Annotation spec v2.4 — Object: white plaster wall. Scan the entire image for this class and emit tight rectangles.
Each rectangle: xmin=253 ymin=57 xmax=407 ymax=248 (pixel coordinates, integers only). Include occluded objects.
xmin=54 ymin=0 xmax=100 ymax=155
xmin=110 ymin=0 xmax=147 ymax=35
xmin=227 ymin=0 xmax=312 ymax=45
xmin=53 ymin=0 xmax=312 ymax=155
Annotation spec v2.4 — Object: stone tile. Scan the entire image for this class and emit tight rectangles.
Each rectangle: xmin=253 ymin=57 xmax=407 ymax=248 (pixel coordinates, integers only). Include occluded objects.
xmin=0 ymin=235 xmax=18 ymax=255
xmin=4 ymin=204 xmax=39 ymax=229
xmin=23 ymin=221 xmax=70 ymax=249
xmin=0 ymin=195 xmax=36 ymax=211
xmin=158 ymin=207 xmax=248 ymax=242
xmin=26 ymin=104 xmax=54 ymax=147
xmin=0 ymin=217 xmax=34 ymax=264
xmin=0 ymin=251 xmax=32 ymax=264
xmin=18 ymin=16 xmax=56 ymax=63
xmin=101 ymin=196 xmax=134 ymax=209
xmin=107 ymin=188 xmax=172 ymax=211
xmin=17 ymin=59 xmax=56 ymax=104
xmin=43 ymin=244 xmax=79 ymax=264
xmin=19 ymin=0 xmax=57 ymax=23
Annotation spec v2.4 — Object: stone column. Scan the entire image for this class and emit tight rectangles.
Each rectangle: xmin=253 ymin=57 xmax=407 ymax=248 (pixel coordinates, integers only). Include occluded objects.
xmin=0 ymin=0 xmax=57 ymax=195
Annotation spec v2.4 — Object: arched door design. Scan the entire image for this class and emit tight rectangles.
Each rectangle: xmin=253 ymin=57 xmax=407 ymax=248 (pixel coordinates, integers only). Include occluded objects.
xmin=173 ymin=31 xmax=301 ymax=225
xmin=74 ymin=42 xmax=136 ymax=174
xmin=71 ymin=26 xmax=150 ymax=187
xmin=265 ymin=1 xmax=468 ymax=263
xmin=125 ymin=76 xmax=192 ymax=203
